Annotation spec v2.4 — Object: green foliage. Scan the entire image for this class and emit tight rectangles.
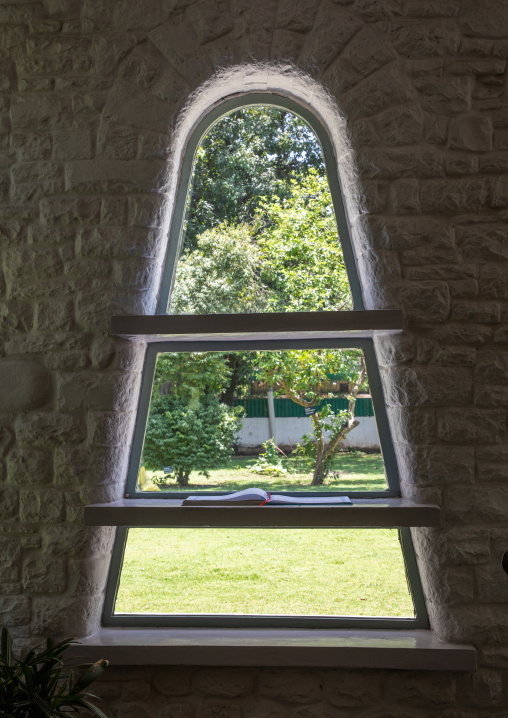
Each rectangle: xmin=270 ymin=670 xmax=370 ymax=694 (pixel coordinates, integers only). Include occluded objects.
xmin=152 ymin=351 xmax=232 ymax=402
xmin=142 ymin=394 xmax=243 ymax=486
xmin=248 ymin=440 xmax=288 ymax=476
xmin=257 ymin=170 xmax=352 ymax=312
xmin=0 ymin=627 xmax=109 ymax=718
xmin=170 ymin=224 xmax=264 ymax=315
xmin=256 ymin=349 xmax=365 ymax=404
xmin=184 ymin=107 xmax=324 ymax=249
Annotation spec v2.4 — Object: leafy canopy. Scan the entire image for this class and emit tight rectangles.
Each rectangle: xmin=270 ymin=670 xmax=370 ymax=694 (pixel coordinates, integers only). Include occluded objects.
xmin=184 ymin=106 xmax=325 ymax=249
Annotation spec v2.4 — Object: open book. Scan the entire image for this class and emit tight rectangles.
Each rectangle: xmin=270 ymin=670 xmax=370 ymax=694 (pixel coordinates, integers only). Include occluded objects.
xmin=181 ymin=488 xmax=352 ymax=506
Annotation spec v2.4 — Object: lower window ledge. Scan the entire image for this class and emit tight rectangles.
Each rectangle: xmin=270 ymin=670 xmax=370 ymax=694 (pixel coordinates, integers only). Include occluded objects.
xmin=68 ymin=628 xmax=476 ymax=671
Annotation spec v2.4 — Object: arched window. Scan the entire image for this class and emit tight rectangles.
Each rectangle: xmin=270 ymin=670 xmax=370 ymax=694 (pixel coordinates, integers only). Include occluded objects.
xmin=96 ymin=94 xmax=433 ymax=630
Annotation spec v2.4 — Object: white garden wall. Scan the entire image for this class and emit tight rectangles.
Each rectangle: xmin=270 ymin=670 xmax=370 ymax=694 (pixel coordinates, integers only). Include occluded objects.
xmin=237 ymin=416 xmax=380 ymax=451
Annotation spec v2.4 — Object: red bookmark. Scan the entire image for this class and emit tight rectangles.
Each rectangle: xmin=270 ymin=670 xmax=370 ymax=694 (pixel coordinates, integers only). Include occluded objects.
xmin=259 ymin=493 xmax=271 ymax=506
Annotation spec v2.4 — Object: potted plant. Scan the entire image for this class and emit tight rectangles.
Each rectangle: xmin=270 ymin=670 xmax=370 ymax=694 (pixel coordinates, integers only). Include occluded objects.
xmin=0 ymin=627 xmax=110 ymax=717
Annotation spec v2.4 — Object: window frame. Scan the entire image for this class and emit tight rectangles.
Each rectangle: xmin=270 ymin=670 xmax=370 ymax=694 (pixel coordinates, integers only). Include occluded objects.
xmin=103 ymin=92 xmax=430 ymax=631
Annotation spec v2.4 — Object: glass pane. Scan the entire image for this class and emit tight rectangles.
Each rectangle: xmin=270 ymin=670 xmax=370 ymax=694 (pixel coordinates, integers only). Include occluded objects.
xmin=168 ymin=106 xmax=353 ymax=315
xmin=137 ymin=348 xmax=389 ymax=494
xmin=115 ymin=528 xmax=414 ymax=618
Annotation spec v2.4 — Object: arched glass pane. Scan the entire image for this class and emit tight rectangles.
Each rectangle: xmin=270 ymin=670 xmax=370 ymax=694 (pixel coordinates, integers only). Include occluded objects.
xmin=168 ymin=106 xmax=353 ymax=316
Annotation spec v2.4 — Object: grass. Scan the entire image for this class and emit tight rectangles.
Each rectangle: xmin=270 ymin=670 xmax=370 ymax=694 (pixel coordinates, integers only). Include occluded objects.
xmin=115 ymin=528 xmax=414 ymax=617
xmin=143 ymin=450 xmax=387 ymax=493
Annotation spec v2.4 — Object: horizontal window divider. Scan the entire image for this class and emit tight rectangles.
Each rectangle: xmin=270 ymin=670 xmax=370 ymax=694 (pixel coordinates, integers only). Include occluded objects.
xmin=110 ymin=309 xmax=403 ymax=342
xmin=84 ymin=498 xmax=440 ymax=528
xmin=66 ymin=627 xmax=475 ymax=671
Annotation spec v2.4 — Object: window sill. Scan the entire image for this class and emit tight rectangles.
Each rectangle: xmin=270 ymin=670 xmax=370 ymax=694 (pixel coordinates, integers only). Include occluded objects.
xmin=110 ymin=309 xmax=403 ymax=343
xmin=67 ymin=628 xmax=475 ymax=671
xmin=84 ymin=498 xmax=440 ymax=528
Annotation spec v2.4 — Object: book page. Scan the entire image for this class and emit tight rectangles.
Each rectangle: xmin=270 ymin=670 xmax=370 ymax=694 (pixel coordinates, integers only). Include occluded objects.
xmin=183 ymin=487 xmax=268 ymax=503
xmin=268 ymin=495 xmax=351 ymax=505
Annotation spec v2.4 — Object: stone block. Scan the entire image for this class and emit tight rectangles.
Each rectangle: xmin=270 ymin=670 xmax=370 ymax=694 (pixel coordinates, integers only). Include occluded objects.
xmin=0 ymin=359 xmax=52 ymax=413
xmin=113 ymin=0 xmax=171 ymax=30
xmin=360 ymin=146 xmax=443 ymax=179
xmin=341 ymin=26 xmax=396 ymax=76
xmin=449 ymin=114 xmax=493 ymax=152
xmin=419 ymin=177 xmax=490 ymax=213
xmin=456 ymin=668 xmax=505 ymax=709
xmin=89 ymin=411 xmax=134 ymax=447
xmin=388 ymin=407 xmax=435 ymax=444
xmin=275 ymin=0 xmax=318 ymax=32
xmin=65 ymin=158 xmax=168 ymax=194
xmin=101 ymin=197 xmax=128 ymax=225
xmin=36 ymin=299 xmax=74 ymax=332
xmin=325 ymin=669 xmax=381 ymax=707
xmin=370 ymin=104 xmax=425 ymax=146
xmin=432 ymin=321 xmax=493 ymax=346
xmin=459 ymin=223 xmax=508 ymax=263
xmin=445 ymin=154 xmax=479 ymax=177
xmin=414 ymin=76 xmax=470 ymax=114
xmin=157 ymin=704 xmax=193 ymax=718
xmin=128 ymin=194 xmax=170 ymax=228
xmin=40 ymin=196 xmax=101 ymax=225
xmin=0 ymin=536 xmax=21 ymax=581
xmin=57 ymin=372 xmax=137 ymax=412
xmin=31 ymin=594 xmax=102 ymax=637
xmin=298 ymin=2 xmax=361 ymax=70
xmin=15 ymin=412 xmax=86 ymax=447
xmin=152 ymin=667 xmax=193 ymax=696
xmin=451 ymin=300 xmax=500 ymax=324
xmin=42 ymin=525 xmax=114 ymax=559
xmin=193 ymin=668 xmax=253 ymax=697
xmin=149 ymin=16 xmax=212 ymax=87
xmin=396 ymin=281 xmax=450 ymax=323
xmin=0 ymin=487 xmax=19 ymax=520
xmin=22 ymin=555 xmax=66 ymax=593
xmin=481 ymin=264 xmax=508 ymax=299
xmin=0 ymin=596 xmax=31 ymax=626
xmin=461 ymin=0 xmax=508 ymax=37
xmin=98 ymin=122 xmax=138 ymax=161
xmin=433 ymin=345 xmax=476 ymax=366
xmin=187 ymin=0 xmax=233 ymax=44
xmin=374 ymin=334 xmax=416 ymax=365
xmin=422 ymin=526 xmax=491 ymax=565
xmin=67 ymin=555 xmax=110 ymax=596
xmin=260 ymin=669 xmax=322 ymax=704
xmin=10 ymin=132 xmax=52 ymax=161
xmin=448 ymin=279 xmax=478 ymax=297
xmin=103 ymin=80 xmax=174 ymax=135
xmin=475 ymin=350 xmax=508 ymax=385
xmin=390 ymin=179 xmax=420 ymax=213
xmin=437 ymin=408 xmax=506 ymax=444
xmin=5 ymin=245 xmax=63 ymax=280
xmin=384 ymin=671 xmax=455 ymax=706
xmin=53 ymin=130 xmax=92 ymax=160
xmin=0 ymin=426 xmax=14 ymax=457
xmin=343 ymin=63 xmax=415 ymax=120
xmin=10 ymin=93 xmax=73 ymax=130
xmin=382 ymin=365 xmax=472 ymax=407
xmin=396 ymin=444 xmax=474 ymax=486
xmin=7 ymin=448 xmax=53 ymax=485
xmin=19 ymin=488 xmax=63 ymax=523
xmin=387 ymin=19 xmax=461 ymax=58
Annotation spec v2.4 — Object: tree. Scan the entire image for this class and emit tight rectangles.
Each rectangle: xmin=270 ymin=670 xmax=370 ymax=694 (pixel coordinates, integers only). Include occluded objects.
xmin=184 ymin=107 xmax=325 ymax=249
xmin=257 ymin=169 xmax=352 ymax=312
xmin=143 ymin=352 xmax=243 ymax=486
xmin=142 ymin=393 xmax=242 ymax=486
xmin=170 ymin=224 xmax=264 ymax=315
xmin=255 ymin=348 xmax=367 ymax=485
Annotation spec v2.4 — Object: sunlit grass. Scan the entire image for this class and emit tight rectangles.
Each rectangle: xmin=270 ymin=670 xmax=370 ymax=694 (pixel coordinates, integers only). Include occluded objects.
xmin=115 ymin=528 xmax=413 ymax=617
xmin=142 ymin=450 xmax=387 ymax=493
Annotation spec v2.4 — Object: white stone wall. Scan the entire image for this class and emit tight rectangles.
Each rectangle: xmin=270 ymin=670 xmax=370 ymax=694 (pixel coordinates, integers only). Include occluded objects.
xmin=237 ymin=416 xmax=380 ymax=450
xmin=1 ymin=0 xmax=508 ymax=713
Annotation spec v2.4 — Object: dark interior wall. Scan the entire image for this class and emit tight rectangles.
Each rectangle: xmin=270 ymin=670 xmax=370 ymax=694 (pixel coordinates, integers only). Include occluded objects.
xmin=1 ymin=0 xmax=508 ymax=714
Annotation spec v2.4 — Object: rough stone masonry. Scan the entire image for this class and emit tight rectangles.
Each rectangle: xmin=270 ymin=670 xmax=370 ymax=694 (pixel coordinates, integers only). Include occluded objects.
xmin=1 ymin=0 xmax=508 ymax=715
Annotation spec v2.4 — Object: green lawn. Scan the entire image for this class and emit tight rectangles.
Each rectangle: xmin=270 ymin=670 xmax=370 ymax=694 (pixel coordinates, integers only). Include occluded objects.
xmin=143 ymin=450 xmax=387 ymax=493
xmin=115 ymin=528 xmax=413 ymax=618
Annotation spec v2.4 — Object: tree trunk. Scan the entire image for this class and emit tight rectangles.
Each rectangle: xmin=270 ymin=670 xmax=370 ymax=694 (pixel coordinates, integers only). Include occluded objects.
xmin=310 ymin=412 xmax=326 ymax=486
xmin=176 ymin=469 xmax=190 ymax=486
